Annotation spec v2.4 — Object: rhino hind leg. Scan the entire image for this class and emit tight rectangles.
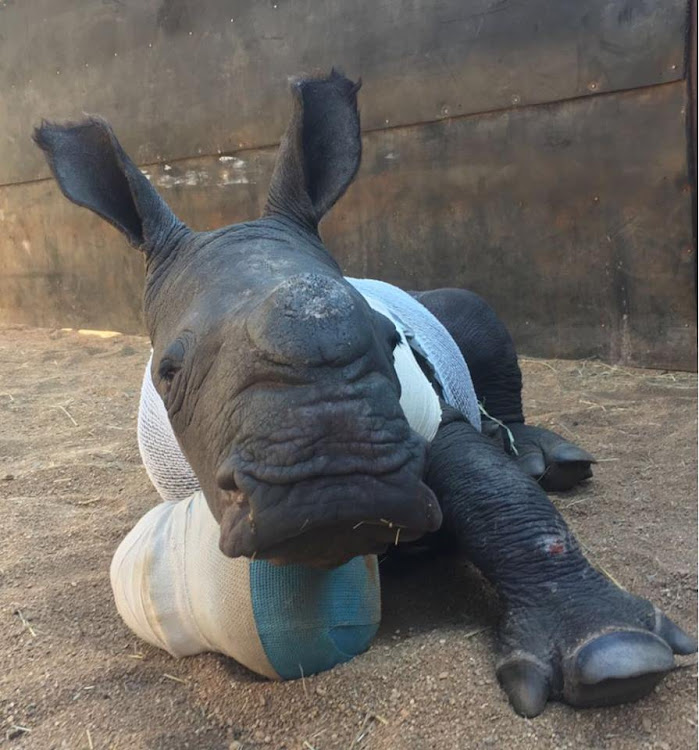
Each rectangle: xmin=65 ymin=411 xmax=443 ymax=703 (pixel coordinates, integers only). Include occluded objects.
xmin=504 ymin=422 xmax=595 ymax=491
xmin=413 ymin=287 xmax=594 ymax=491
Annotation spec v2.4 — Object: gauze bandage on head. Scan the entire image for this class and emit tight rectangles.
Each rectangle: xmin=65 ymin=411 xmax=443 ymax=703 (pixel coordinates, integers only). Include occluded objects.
xmin=111 ymin=286 xmax=447 ymax=679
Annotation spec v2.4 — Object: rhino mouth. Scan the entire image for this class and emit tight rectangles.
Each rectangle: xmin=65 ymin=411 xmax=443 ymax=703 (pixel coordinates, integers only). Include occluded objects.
xmin=217 ymin=472 xmax=442 ymax=568
xmin=246 ymin=519 xmax=429 ymax=569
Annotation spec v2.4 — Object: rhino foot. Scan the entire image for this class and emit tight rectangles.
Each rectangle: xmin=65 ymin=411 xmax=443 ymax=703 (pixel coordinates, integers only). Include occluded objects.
xmin=495 ymin=575 xmax=696 ymax=717
xmin=506 ymin=423 xmax=595 ymax=492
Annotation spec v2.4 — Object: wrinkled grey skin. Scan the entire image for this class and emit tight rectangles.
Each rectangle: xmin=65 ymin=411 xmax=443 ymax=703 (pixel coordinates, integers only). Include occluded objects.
xmin=35 ymin=71 xmax=695 ymax=718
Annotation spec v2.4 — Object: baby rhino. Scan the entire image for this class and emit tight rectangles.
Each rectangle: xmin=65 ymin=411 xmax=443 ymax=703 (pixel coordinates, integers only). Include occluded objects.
xmin=34 ymin=70 xmax=696 ymax=717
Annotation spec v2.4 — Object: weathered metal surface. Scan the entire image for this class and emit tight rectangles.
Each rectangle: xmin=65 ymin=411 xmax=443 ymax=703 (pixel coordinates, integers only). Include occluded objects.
xmin=0 ymin=178 xmax=149 ymax=335
xmin=688 ymin=0 xmax=697 ymax=251
xmin=1 ymin=82 xmax=693 ymax=369
xmin=0 ymin=0 xmax=689 ymax=186
xmin=340 ymin=82 xmax=695 ymax=370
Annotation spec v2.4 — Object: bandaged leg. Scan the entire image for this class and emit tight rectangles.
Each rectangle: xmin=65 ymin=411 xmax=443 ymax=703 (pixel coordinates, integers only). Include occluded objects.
xmin=110 ymin=491 xmax=381 ymax=679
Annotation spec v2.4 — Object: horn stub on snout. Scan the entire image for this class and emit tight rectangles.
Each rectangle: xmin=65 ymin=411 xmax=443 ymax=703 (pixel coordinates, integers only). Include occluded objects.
xmin=246 ymin=273 xmax=376 ymax=368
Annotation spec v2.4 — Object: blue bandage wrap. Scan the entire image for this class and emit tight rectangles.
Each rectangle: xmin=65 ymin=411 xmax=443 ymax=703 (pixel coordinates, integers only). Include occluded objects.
xmin=250 ymin=557 xmax=380 ymax=679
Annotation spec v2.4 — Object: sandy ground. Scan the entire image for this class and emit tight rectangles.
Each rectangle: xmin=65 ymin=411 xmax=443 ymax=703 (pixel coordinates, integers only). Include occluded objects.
xmin=0 ymin=326 xmax=696 ymax=750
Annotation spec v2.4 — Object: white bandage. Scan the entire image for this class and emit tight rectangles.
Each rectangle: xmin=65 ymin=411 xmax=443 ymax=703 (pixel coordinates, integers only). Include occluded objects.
xmin=110 ymin=491 xmax=280 ymax=676
xmin=365 ymin=293 xmax=442 ymax=442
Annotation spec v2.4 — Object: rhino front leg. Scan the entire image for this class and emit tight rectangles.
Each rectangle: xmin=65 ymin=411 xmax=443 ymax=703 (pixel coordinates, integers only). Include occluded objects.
xmin=426 ymin=405 xmax=696 ymax=717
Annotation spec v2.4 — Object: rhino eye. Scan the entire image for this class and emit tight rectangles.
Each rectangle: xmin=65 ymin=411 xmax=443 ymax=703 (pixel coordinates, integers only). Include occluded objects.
xmin=158 ymin=360 xmax=180 ymax=383
xmin=158 ymin=339 xmax=186 ymax=383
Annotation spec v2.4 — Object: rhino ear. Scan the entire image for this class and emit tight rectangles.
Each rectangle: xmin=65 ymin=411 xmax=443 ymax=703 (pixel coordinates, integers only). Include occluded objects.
xmin=264 ymin=69 xmax=362 ymax=229
xmin=33 ymin=117 xmax=181 ymax=252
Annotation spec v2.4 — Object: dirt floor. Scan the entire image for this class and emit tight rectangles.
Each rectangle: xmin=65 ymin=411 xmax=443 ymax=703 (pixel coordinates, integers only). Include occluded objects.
xmin=0 ymin=326 xmax=696 ymax=750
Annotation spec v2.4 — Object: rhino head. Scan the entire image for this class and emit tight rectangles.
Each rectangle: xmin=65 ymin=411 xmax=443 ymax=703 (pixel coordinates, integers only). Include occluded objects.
xmin=34 ymin=71 xmax=442 ymax=568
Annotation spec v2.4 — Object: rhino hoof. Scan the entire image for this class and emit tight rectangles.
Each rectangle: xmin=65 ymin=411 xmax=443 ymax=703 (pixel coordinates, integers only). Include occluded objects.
xmin=563 ymin=630 xmax=675 ymax=708
xmin=497 ymin=656 xmax=551 ymax=717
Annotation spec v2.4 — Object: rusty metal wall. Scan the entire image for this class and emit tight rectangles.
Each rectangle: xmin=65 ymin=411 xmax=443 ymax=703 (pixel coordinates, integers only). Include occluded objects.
xmin=0 ymin=0 xmax=695 ymax=369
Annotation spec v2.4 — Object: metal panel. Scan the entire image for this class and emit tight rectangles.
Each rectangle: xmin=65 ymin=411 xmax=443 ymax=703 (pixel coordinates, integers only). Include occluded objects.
xmin=0 ymin=0 xmax=688 ymax=185
xmin=338 ymin=82 xmax=696 ymax=370
xmin=0 ymin=83 xmax=693 ymax=369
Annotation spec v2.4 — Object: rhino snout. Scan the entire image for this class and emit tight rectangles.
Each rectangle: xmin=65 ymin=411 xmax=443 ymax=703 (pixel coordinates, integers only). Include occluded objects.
xmin=213 ymin=389 xmax=442 ymax=566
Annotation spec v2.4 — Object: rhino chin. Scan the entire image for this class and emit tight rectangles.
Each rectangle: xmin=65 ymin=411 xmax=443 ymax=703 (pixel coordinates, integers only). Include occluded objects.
xmin=217 ymin=478 xmax=443 ymax=568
